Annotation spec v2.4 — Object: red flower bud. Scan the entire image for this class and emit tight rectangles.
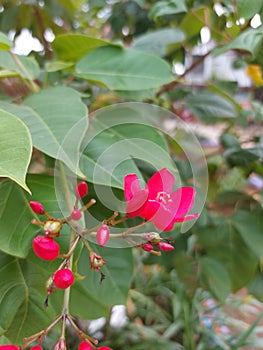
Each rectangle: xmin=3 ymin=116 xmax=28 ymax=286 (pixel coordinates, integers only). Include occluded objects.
xmin=0 ymin=346 xmax=19 ymax=350
xmin=30 ymin=346 xmax=42 ymax=350
xmin=97 ymin=347 xmax=113 ymax=350
xmin=142 ymin=243 xmax=153 ymax=252
xmin=30 ymin=201 xmax=44 ymax=214
xmin=78 ymin=342 xmax=93 ymax=350
xmin=75 ymin=182 xmax=88 ymax=198
xmin=157 ymin=242 xmax=174 ymax=251
xmin=96 ymin=225 xmax=110 ymax=246
xmin=71 ymin=209 xmax=82 ymax=221
xmin=53 ymin=268 xmax=74 ymax=289
xmin=32 ymin=235 xmax=60 ymax=260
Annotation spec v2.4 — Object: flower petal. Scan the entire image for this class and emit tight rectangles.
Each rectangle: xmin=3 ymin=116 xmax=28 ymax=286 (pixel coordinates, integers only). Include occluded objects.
xmin=174 ymin=213 xmax=199 ymax=222
xmin=124 ymin=174 xmax=143 ymax=201
xmin=150 ymin=205 xmax=174 ymax=231
xmin=126 ymin=189 xmax=148 ymax=217
xmin=169 ymin=187 xmax=196 ymax=218
xmin=146 ymin=168 xmax=175 ymax=199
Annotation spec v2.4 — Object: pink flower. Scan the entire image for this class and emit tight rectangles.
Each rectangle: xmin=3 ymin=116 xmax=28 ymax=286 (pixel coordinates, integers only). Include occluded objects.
xmin=124 ymin=168 xmax=198 ymax=231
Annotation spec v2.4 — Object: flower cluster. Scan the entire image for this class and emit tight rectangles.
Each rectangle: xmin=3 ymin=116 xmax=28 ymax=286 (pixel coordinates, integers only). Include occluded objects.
xmin=1 ymin=169 xmax=198 ymax=350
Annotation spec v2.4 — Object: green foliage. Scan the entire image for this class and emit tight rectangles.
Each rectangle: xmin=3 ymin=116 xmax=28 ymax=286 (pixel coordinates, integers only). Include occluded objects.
xmin=0 ymin=0 xmax=263 ymax=348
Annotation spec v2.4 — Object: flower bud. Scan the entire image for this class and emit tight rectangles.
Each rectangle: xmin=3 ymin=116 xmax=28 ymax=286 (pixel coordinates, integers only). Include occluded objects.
xmin=54 ymin=338 xmax=67 ymax=350
xmin=90 ymin=252 xmax=106 ymax=272
xmin=30 ymin=201 xmax=45 ymax=214
xmin=97 ymin=347 xmax=113 ymax=350
xmin=78 ymin=342 xmax=93 ymax=350
xmin=96 ymin=225 xmax=110 ymax=246
xmin=0 ymin=346 xmax=19 ymax=350
xmin=75 ymin=182 xmax=88 ymax=198
xmin=43 ymin=220 xmax=62 ymax=237
xmin=157 ymin=242 xmax=174 ymax=251
xmin=71 ymin=209 xmax=82 ymax=221
xmin=30 ymin=346 xmax=42 ymax=350
xmin=32 ymin=235 xmax=60 ymax=260
xmin=53 ymin=268 xmax=74 ymax=289
xmin=142 ymin=243 xmax=153 ymax=252
xmin=143 ymin=232 xmax=161 ymax=244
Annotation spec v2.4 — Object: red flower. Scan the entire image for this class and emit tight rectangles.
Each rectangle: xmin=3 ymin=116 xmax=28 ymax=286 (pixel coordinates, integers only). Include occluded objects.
xmin=124 ymin=168 xmax=198 ymax=231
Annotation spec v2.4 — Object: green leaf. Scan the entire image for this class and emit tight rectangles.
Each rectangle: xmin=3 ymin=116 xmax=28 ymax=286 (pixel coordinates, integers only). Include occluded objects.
xmin=75 ymin=46 xmax=174 ymax=91
xmin=213 ymin=28 xmax=263 ymax=58
xmin=71 ymin=245 xmax=133 ymax=319
xmin=0 ymin=86 xmax=88 ymax=175
xmin=0 ymin=175 xmax=64 ymax=258
xmin=186 ymin=91 xmax=238 ymax=119
xmin=45 ymin=60 xmax=74 ymax=72
xmin=149 ymin=0 xmax=187 ymax=20
xmin=0 ymin=109 xmax=32 ymax=193
xmin=232 ymin=210 xmax=263 ymax=259
xmin=0 ymin=32 xmax=12 ymax=50
xmin=199 ymin=256 xmax=231 ymax=302
xmin=52 ymin=33 xmax=119 ymax=62
xmin=198 ymin=219 xmax=258 ymax=291
xmin=132 ymin=28 xmax=185 ymax=57
xmin=237 ymin=0 xmax=263 ymax=19
xmin=179 ymin=7 xmax=208 ymax=40
xmin=0 ymin=252 xmax=58 ymax=345
xmin=0 ymin=51 xmax=40 ymax=79
xmin=79 ymin=104 xmax=176 ymax=190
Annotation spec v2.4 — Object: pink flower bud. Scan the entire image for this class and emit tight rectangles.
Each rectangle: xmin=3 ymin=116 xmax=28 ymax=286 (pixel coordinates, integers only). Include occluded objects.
xmin=0 ymin=346 xmax=19 ymax=350
xmin=30 ymin=346 xmax=42 ymax=350
xmin=96 ymin=225 xmax=110 ymax=246
xmin=157 ymin=242 xmax=174 ymax=251
xmin=30 ymin=201 xmax=44 ymax=214
xmin=71 ymin=209 xmax=82 ymax=221
xmin=54 ymin=338 xmax=67 ymax=350
xmin=32 ymin=235 xmax=60 ymax=260
xmin=53 ymin=268 xmax=74 ymax=289
xmin=97 ymin=347 xmax=113 ymax=350
xmin=75 ymin=182 xmax=88 ymax=198
xmin=142 ymin=243 xmax=153 ymax=252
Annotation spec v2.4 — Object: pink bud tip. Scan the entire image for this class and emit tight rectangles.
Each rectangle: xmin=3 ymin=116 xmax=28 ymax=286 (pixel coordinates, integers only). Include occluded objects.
xmin=96 ymin=224 xmax=110 ymax=246
xmin=97 ymin=347 xmax=113 ymax=350
xmin=30 ymin=201 xmax=45 ymax=214
xmin=78 ymin=342 xmax=93 ymax=350
xmin=71 ymin=209 xmax=82 ymax=220
xmin=30 ymin=346 xmax=43 ymax=350
xmin=0 ymin=346 xmax=19 ymax=350
xmin=75 ymin=182 xmax=88 ymax=198
xmin=142 ymin=243 xmax=153 ymax=252
xmin=157 ymin=242 xmax=174 ymax=251
xmin=53 ymin=268 xmax=74 ymax=289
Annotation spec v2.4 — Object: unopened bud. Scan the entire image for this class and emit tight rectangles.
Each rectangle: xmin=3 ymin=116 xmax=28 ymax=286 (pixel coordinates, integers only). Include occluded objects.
xmin=142 ymin=243 xmax=153 ymax=252
xmin=96 ymin=225 xmax=110 ymax=246
xmin=90 ymin=252 xmax=106 ymax=272
xmin=157 ymin=242 xmax=174 ymax=251
xmin=75 ymin=182 xmax=88 ymax=198
xmin=30 ymin=201 xmax=45 ymax=214
xmin=54 ymin=338 xmax=67 ymax=350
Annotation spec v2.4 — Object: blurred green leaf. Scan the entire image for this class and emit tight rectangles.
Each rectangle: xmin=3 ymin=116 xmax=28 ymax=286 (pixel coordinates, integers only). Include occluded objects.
xmin=200 ymin=256 xmax=231 ymax=302
xmin=0 ymin=109 xmax=32 ymax=193
xmin=75 ymin=46 xmax=174 ymax=90
xmin=213 ymin=28 xmax=263 ymax=58
xmin=186 ymin=91 xmax=238 ymax=119
xmin=132 ymin=28 xmax=185 ymax=57
xmin=0 ymin=51 xmax=40 ymax=79
xmin=232 ymin=210 xmax=263 ymax=259
xmin=149 ymin=0 xmax=187 ymax=20
xmin=198 ymin=219 xmax=258 ymax=291
xmin=237 ymin=0 xmax=263 ymax=19
xmin=52 ymin=33 xmax=119 ymax=62
xmin=0 ymin=31 xmax=12 ymax=50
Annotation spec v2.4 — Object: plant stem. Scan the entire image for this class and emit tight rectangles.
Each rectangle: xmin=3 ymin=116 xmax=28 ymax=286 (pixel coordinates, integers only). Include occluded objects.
xmin=183 ymin=300 xmax=196 ymax=350
xmin=9 ymin=51 xmax=39 ymax=93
